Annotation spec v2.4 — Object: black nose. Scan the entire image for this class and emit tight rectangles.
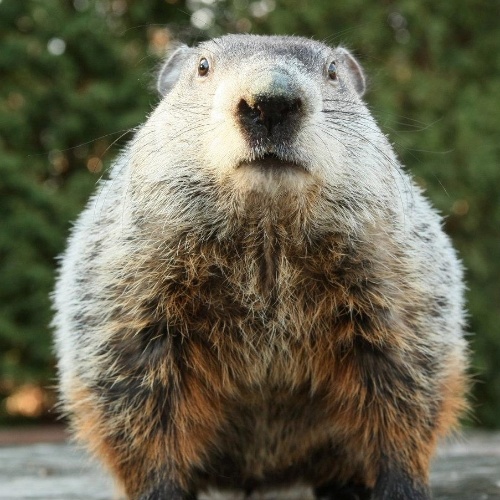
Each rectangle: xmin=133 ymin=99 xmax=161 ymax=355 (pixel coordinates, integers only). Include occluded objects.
xmin=237 ymin=95 xmax=303 ymax=137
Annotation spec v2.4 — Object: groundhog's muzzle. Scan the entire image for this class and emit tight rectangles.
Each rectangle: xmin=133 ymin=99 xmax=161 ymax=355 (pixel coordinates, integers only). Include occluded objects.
xmin=236 ymin=69 xmax=304 ymax=147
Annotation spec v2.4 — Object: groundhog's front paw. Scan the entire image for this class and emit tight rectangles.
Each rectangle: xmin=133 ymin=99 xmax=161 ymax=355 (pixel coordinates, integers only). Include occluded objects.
xmin=372 ymin=464 xmax=431 ymax=500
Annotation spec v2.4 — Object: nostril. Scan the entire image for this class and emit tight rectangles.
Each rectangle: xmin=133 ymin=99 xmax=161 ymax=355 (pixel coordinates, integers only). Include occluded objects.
xmin=238 ymin=99 xmax=261 ymax=125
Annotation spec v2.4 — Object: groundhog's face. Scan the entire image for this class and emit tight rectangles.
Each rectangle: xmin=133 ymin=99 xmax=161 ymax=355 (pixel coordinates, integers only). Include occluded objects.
xmin=131 ymin=35 xmax=397 ymax=227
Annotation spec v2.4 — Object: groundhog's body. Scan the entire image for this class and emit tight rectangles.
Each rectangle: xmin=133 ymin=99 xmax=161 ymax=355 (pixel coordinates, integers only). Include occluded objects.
xmin=53 ymin=35 xmax=468 ymax=499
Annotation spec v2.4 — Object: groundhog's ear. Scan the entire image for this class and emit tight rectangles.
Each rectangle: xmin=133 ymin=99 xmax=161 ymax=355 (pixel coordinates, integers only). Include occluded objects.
xmin=157 ymin=45 xmax=193 ymax=96
xmin=336 ymin=48 xmax=366 ymax=97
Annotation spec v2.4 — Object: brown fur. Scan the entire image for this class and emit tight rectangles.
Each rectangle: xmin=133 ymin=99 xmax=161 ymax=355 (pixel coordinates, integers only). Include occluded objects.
xmin=64 ymin=215 xmax=466 ymax=496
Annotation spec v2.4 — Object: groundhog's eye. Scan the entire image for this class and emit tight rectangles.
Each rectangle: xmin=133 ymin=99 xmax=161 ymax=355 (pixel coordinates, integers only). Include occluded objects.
xmin=198 ymin=58 xmax=210 ymax=77
xmin=327 ymin=61 xmax=337 ymax=81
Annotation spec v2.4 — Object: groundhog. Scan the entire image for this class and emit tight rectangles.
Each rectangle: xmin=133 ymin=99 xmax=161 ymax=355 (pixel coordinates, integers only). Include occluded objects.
xmin=52 ymin=34 xmax=468 ymax=500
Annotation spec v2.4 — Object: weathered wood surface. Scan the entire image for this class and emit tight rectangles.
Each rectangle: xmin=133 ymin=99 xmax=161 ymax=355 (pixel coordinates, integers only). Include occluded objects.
xmin=0 ymin=431 xmax=499 ymax=499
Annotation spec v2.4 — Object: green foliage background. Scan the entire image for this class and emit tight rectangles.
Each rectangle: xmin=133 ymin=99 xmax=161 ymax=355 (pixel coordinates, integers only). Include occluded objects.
xmin=0 ymin=0 xmax=498 ymax=427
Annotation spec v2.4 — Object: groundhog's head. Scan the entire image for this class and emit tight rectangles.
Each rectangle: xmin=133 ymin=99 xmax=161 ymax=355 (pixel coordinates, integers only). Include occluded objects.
xmin=130 ymin=35 xmax=400 ymax=233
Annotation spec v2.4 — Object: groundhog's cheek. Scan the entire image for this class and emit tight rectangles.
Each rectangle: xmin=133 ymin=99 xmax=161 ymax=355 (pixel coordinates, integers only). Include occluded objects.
xmin=291 ymin=118 xmax=347 ymax=181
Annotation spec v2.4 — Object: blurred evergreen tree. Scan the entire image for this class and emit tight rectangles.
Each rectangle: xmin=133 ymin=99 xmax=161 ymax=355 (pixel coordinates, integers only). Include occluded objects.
xmin=0 ymin=0 xmax=498 ymax=427
xmin=0 ymin=0 xmax=190 ymax=422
